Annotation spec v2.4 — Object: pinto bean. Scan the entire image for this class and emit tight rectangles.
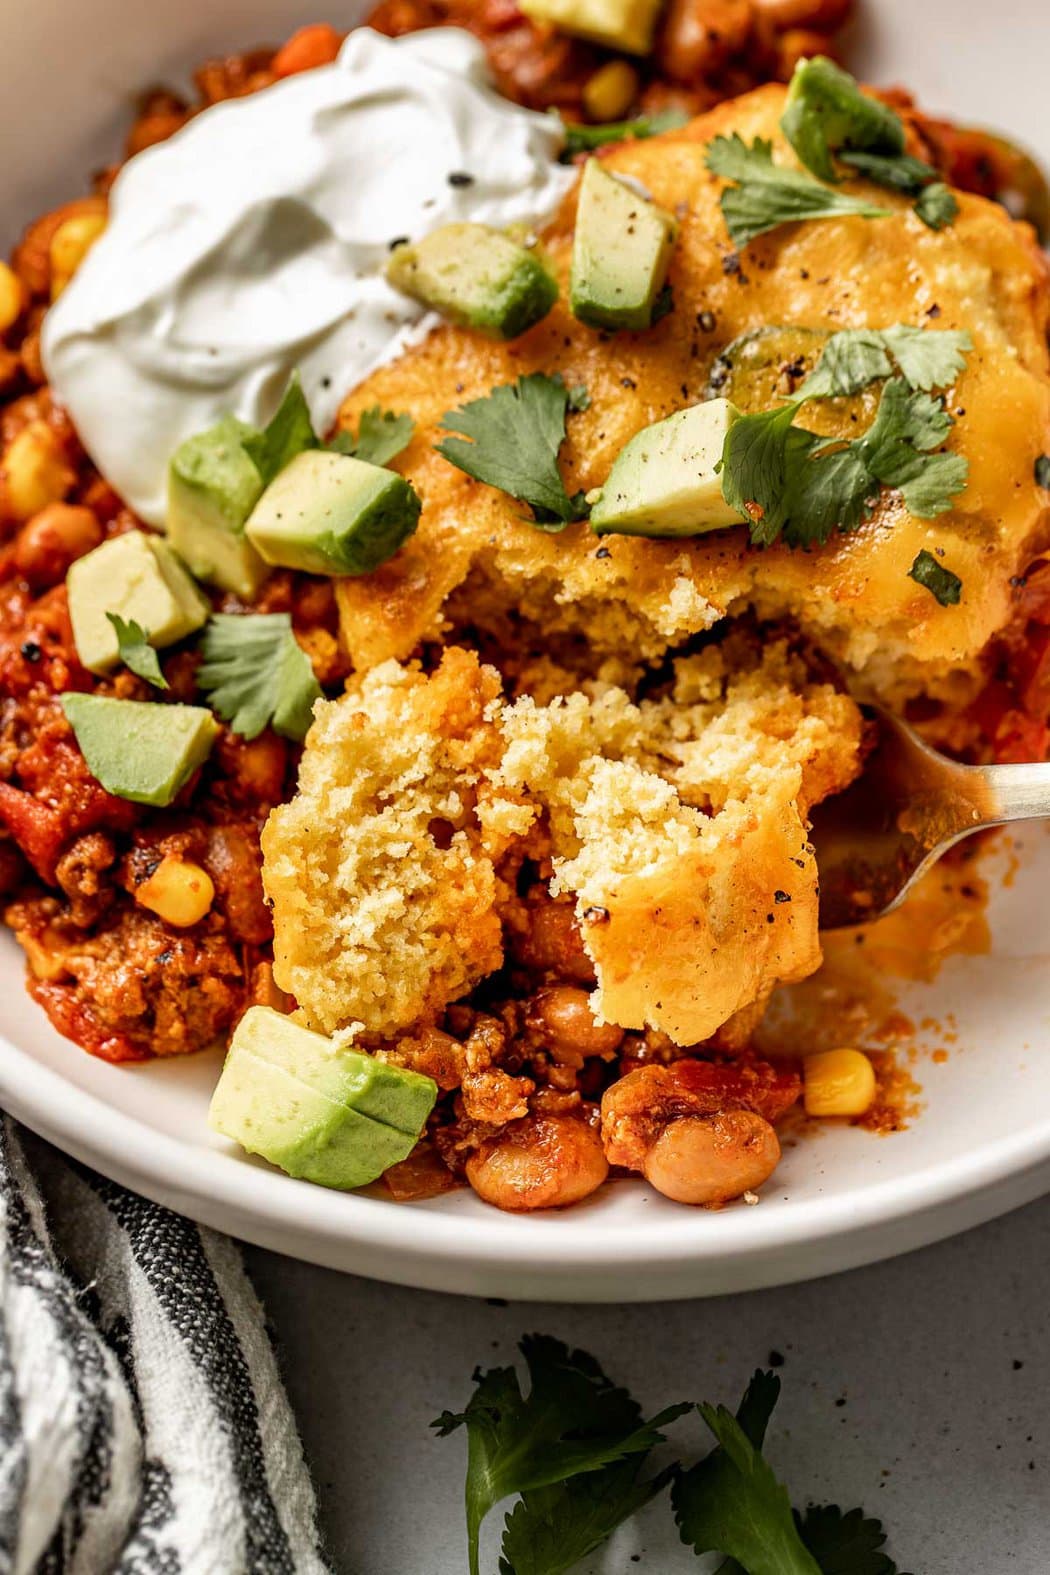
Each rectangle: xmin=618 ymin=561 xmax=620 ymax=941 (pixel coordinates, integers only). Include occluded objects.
xmin=527 ymin=985 xmax=623 ymax=1063
xmin=12 ymin=504 xmax=102 ymax=587
xmin=642 ymin=1110 xmax=781 ymax=1205
xmin=465 ymin=1113 xmax=608 ymax=1211
xmin=658 ymin=0 xmax=753 ymax=85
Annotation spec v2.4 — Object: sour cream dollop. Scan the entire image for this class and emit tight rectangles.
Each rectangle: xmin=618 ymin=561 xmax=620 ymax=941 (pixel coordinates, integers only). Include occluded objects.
xmin=43 ymin=28 xmax=574 ymax=526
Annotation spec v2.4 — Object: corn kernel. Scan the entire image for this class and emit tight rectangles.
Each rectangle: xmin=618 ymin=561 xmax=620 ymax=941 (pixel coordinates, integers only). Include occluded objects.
xmin=803 ymin=1048 xmax=877 ymax=1118
xmin=2 ymin=421 xmax=75 ymax=521
xmin=49 ymin=212 xmax=107 ymax=300
xmin=582 ymin=60 xmax=640 ymax=123
xmin=0 ymin=262 xmax=25 ymax=333
xmin=135 ymin=857 xmax=215 ymax=928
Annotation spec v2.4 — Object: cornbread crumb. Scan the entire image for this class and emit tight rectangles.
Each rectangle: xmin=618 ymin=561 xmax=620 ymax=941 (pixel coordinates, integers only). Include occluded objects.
xmin=264 ymin=638 xmax=863 ymax=1046
xmin=262 ymin=646 xmax=506 ymax=1038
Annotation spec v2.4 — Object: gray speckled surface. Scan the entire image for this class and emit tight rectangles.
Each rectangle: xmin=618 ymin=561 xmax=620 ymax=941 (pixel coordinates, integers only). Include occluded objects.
xmin=246 ymin=1195 xmax=1050 ymax=1575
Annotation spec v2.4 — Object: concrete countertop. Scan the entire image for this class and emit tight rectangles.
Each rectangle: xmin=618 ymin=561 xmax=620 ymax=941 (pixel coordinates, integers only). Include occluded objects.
xmin=247 ymin=1193 xmax=1050 ymax=1574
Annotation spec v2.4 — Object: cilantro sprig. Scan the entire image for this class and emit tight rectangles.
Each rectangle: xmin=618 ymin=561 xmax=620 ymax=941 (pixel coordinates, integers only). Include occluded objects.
xmin=436 ymin=374 xmax=589 ymax=529
xmin=241 ymin=375 xmax=319 ymax=488
xmin=432 ymin=1334 xmax=688 ymax=1575
xmin=709 ymin=59 xmax=959 ymax=247
xmin=195 ymin=612 xmax=321 ymax=742
xmin=721 ymin=376 xmax=968 ymax=549
xmin=328 ymin=405 xmax=415 ymax=467
xmin=241 ymin=374 xmax=414 ymax=484
xmin=705 ymin=135 xmax=892 ymax=247
xmin=795 ymin=325 xmax=972 ymax=400
xmin=558 ymin=107 xmax=688 ymax=159
xmin=781 ymin=57 xmax=958 ymax=233
xmin=105 ymin=614 xmax=169 ymax=691
xmin=437 ymin=1340 xmax=913 ymax=1575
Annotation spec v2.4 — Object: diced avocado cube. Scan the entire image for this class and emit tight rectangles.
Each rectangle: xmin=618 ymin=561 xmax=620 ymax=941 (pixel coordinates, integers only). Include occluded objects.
xmin=590 ymin=398 xmax=743 ymax=538
xmin=569 ymin=160 xmax=677 ymax=332
xmin=208 ymin=1006 xmax=438 ymax=1189
xmin=519 ymin=0 xmax=662 ymax=54
xmin=167 ymin=414 xmax=270 ymax=600
xmin=387 ymin=223 xmax=558 ymax=340
xmin=61 ymin=693 xmax=219 ymax=807
xmin=244 ymin=449 xmax=421 ymax=577
xmin=67 ymin=530 xmax=211 ymax=676
xmin=782 ymin=56 xmax=905 ymax=184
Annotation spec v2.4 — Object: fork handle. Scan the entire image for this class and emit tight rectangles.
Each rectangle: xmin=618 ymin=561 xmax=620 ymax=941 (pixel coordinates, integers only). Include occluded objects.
xmin=979 ymin=759 xmax=1050 ymax=826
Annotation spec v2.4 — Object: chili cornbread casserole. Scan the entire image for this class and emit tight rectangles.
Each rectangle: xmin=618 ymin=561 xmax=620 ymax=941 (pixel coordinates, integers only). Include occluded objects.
xmin=1 ymin=7 xmax=1049 ymax=1212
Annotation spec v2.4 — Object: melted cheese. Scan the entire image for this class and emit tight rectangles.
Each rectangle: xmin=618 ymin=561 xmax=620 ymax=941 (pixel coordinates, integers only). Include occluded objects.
xmin=335 ymin=83 xmax=1050 ymax=703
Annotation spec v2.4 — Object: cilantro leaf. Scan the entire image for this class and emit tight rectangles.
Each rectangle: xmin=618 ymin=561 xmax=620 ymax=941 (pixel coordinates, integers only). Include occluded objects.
xmin=566 ymin=382 xmax=591 ymax=413
xmin=797 ymin=1503 xmax=911 ymax=1575
xmin=498 ymin=1459 xmax=675 ymax=1575
xmin=908 ymin=548 xmax=962 ymax=605
xmin=912 ymin=181 xmax=959 ymax=231
xmin=105 ymin=614 xmax=169 ymax=690
xmin=241 ymin=374 xmax=319 ymax=487
xmin=706 ymin=135 xmax=892 ymax=247
xmin=1036 ymin=454 xmax=1050 ymax=490
xmin=721 ymin=377 xmax=967 ymax=548
xmin=673 ymin=1371 xmax=822 ymax=1575
xmin=432 ymin=1334 xmax=685 ymax=1575
xmin=559 ymin=108 xmax=688 ymax=158
xmin=328 ymin=406 xmax=415 ymax=467
xmin=436 ymin=374 xmax=588 ymax=528
xmin=196 ymin=612 xmax=322 ymax=741
xmin=839 ymin=149 xmax=940 ymax=194
xmin=781 ymin=56 xmax=905 ymax=184
xmin=796 ymin=325 xmax=971 ymax=400
xmin=778 ymin=59 xmax=958 ymax=234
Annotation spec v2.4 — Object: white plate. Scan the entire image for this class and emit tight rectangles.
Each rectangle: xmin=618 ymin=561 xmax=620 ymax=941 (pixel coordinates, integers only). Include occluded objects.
xmin=1 ymin=0 xmax=1049 ymax=1302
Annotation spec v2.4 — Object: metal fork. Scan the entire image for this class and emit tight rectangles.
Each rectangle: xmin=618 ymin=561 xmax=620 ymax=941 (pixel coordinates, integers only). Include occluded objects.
xmin=809 ymin=708 xmax=1050 ymax=929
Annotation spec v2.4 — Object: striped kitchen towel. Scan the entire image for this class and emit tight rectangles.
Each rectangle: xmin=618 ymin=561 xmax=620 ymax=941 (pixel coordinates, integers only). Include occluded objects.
xmin=0 ymin=1116 xmax=329 ymax=1574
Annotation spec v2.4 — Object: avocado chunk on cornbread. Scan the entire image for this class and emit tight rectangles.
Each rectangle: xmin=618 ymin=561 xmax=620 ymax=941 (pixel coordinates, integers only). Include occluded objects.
xmin=60 ymin=693 xmax=219 ymax=806
xmin=244 ymin=449 xmax=421 ymax=576
xmin=167 ymin=414 xmax=270 ymax=599
xmin=208 ymin=1006 xmax=438 ymax=1189
xmin=67 ymin=530 xmax=211 ymax=675
xmin=519 ymin=0 xmax=663 ymax=54
xmin=386 ymin=223 xmax=557 ymax=340
xmin=590 ymin=398 xmax=743 ymax=537
xmin=569 ymin=159 xmax=676 ymax=331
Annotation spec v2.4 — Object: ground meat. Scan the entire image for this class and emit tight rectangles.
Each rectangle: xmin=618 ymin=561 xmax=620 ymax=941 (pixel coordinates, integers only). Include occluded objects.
xmin=7 ymin=895 xmax=244 ymax=1061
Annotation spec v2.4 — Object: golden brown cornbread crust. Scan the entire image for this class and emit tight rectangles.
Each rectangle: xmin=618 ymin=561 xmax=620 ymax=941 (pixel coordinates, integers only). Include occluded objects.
xmin=263 ymin=638 xmax=863 ymax=1047
xmin=334 ymin=83 xmax=1050 ymax=706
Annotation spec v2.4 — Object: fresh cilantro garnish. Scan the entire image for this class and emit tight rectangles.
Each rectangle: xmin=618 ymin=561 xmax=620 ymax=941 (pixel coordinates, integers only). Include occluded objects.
xmin=721 ymin=377 xmax=968 ymax=548
xmin=432 ymin=1333 xmax=687 ymax=1575
xmin=797 ymin=1502 xmax=912 ymax=1574
xmin=1036 ymin=454 xmax=1050 ymax=489
xmin=673 ymin=1371 xmax=822 ymax=1574
xmin=705 ymin=135 xmax=892 ymax=247
xmin=912 ymin=181 xmax=960 ymax=230
xmin=195 ymin=612 xmax=322 ymax=742
xmin=796 ymin=325 xmax=972 ymax=400
xmin=559 ymin=108 xmax=688 ymax=159
xmin=241 ymin=374 xmax=319 ymax=487
xmin=566 ymin=382 xmax=591 ymax=413
xmin=436 ymin=374 xmax=589 ymax=528
xmin=780 ymin=57 xmax=957 ymax=233
xmin=105 ymin=614 xmax=169 ymax=691
xmin=498 ymin=1459 xmax=676 ymax=1575
xmin=243 ymin=376 xmax=414 ymax=483
xmin=328 ymin=406 xmax=415 ymax=467
xmin=908 ymin=548 xmax=962 ymax=605
xmin=838 ymin=149 xmax=939 ymax=194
